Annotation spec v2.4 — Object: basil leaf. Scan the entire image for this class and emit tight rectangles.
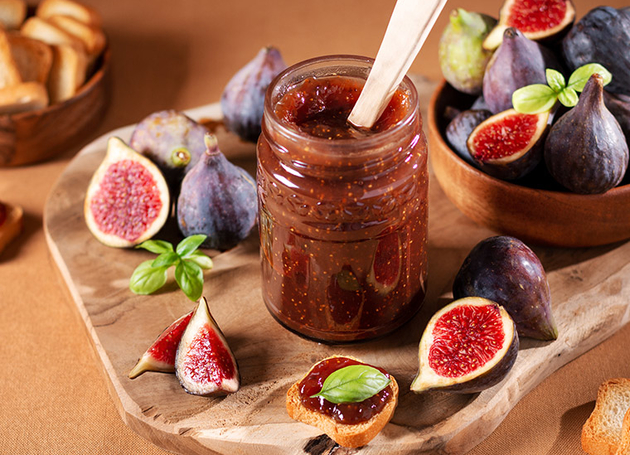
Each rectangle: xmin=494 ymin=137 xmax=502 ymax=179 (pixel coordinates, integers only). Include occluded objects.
xmin=176 ymin=234 xmax=207 ymax=258
xmin=130 ymin=260 xmax=168 ymax=295
xmin=557 ymin=87 xmax=579 ymax=108
xmin=136 ymin=240 xmax=173 ymax=254
xmin=185 ymin=251 xmax=214 ymax=270
xmin=546 ymin=68 xmax=566 ymax=93
xmin=310 ymin=365 xmax=391 ymax=404
xmin=567 ymin=63 xmax=613 ymax=92
xmin=152 ymin=251 xmax=180 ymax=269
xmin=175 ymin=260 xmax=204 ymax=301
xmin=512 ymin=84 xmax=557 ymax=114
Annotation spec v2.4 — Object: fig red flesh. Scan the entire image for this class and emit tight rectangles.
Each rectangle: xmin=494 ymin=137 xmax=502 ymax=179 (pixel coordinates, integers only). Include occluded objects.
xmin=429 ymin=304 xmax=505 ymax=378
xmin=179 ymin=324 xmax=236 ymax=386
xmin=506 ymin=0 xmax=568 ymax=33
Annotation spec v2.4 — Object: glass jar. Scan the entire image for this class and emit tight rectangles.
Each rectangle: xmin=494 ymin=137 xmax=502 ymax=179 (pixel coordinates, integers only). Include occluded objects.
xmin=256 ymin=55 xmax=428 ymax=343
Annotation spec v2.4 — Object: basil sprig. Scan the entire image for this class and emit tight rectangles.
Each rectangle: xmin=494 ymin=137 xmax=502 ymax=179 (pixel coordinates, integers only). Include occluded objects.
xmin=512 ymin=63 xmax=613 ymax=114
xmin=129 ymin=234 xmax=213 ymax=301
xmin=310 ymin=365 xmax=391 ymax=404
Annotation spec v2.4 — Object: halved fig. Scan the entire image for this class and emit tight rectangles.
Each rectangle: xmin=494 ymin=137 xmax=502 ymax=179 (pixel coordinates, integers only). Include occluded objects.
xmin=467 ymin=108 xmax=549 ymax=180
xmin=128 ymin=311 xmax=193 ymax=379
xmin=411 ymin=297 xmax=519 ymax=394
xmin=483 ymin=0 xmax=575 ymax=50
xmin=84 ymin=137 xmax=171 ymax=248
xmin=175 ymin=296 xmax=240 ymax=396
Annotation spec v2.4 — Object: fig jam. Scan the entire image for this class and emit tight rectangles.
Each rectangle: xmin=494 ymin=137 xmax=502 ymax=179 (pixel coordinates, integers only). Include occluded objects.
xmin=257 ymin=56 xmax=428 ymax=342
xmin=298 ymin=357 xmax=391 ymax=424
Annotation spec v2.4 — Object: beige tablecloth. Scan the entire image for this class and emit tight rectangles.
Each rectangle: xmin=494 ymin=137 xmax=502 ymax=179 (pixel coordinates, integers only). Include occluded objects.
xmin=1 ymin=0 xmax=629 ymax=453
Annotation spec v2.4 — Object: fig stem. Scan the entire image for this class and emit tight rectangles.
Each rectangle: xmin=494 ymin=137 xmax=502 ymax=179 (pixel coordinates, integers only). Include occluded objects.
xmin=203 ymin=133 xmax=220 ymax=156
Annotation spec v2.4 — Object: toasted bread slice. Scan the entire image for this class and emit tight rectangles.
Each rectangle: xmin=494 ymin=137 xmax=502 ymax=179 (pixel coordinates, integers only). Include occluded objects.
xmin=616 ymin=408 xmax=630 ymax=455
xmin=286 ymin=355 xmax=398 ymax=448
xmin=0 ymin=0 xmax=26 ymax=30
xmin=0 ymin=29 xmax=21 ymax=88
xmin=7 ymin=33 xmax=53 ymax=84
xmin=21 ymin=16 xmax=86 ymax=53
xmin=46 ymin=14 xmax=105 ymax=64
xmin=36 ymin=0 xmax=101 ymax=28
xmin=0 ymin=201 xmax=23 ymax=255
xmin=583 ymin=378 xmax=630 ymax=455
xmin=47 ymin=43 xmax=86 ymax=103
xmin=0 ymin=81 xmax=48 ymax=114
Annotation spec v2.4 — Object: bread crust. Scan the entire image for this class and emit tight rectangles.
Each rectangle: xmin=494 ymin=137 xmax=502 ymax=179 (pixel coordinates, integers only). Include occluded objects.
xmin=286 ymin=355 xmax=399 ymax=448
xmin=582 ymin=378 xmax=630 ymax=455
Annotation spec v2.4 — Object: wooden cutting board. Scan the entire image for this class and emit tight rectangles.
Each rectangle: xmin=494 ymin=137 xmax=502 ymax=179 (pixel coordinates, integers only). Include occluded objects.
xmin=44 ymin=77 xmax=630 ymax=455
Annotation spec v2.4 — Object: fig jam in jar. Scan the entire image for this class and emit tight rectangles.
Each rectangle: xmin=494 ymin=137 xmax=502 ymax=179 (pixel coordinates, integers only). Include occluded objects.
xmin=257 ymin=55 xmax=428 ymax=342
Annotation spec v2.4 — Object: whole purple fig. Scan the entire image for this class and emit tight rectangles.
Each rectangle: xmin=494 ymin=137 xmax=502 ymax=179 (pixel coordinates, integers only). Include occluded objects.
xmin=483 ymin=28 xmax=559 ymax=114
xmin=177 ymin=134 xmax=257 ymax=250
xmin=562 ymin=7 xmax=630 ymax=96
xmin=604 ymin=91 xmax=630 ymax=145
xmin=453 ymin=236 xmax=557 ymax=341
xmin=130 ymin=110 xmax=209 ymax=186
xmin=545 ymin=74 xmax=629 ymax=194
xmin=221 ymin=46 xmax=287 ymax=142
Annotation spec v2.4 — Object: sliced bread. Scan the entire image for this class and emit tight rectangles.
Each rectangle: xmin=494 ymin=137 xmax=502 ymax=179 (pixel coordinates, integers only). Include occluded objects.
xmin=583 ymin=378 xmax=630 ymax=455
xmin=0 ymin=81 xmax=48 ymax=114
xmin=46 ymin=43 xmax=86 ymax=103
xmin=286 ymin=355 xmax=399 ymax=448
xmin=35 ymin=0 xmax=101 ymax=28
xmin=0 ymin=29 xmax=21 ymax=89
xmin=21 ymin=16 xmax=86 ymax=54
xmin=0 ymin=0 xmax=26 ymax=30
xmin=46 ymin=14 xmax=105 ymax=62
xmin=8 ymin=33 xmax=53 ymax=85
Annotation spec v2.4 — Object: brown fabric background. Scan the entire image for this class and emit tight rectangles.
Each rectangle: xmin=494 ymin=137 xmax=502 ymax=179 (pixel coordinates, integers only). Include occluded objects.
xmin=1 ymin=0 xmax=629 ymax=453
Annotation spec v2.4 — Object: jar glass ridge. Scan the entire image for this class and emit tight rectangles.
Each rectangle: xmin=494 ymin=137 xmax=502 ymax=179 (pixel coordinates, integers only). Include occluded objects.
xmin=257 ymin=55 xmax=428 ymax=342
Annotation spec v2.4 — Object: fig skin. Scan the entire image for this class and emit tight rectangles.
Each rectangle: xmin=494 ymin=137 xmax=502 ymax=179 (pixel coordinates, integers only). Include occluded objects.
xmin=562 ymin=7 xmax=630 ymax=96
xmin=438 ymin=8 xmax=497 ymax=95
xmin=177 ymin=133 xmax=257 ymax=251
xmin=483 ymin=27 xmax=559 ymax=114
xmin=445 ymin=109 xmax=492 ymax=166
xmin=129 ymin=110 xmax=209 ymax=186
xmin=175 ymin=297 xmax=240 ymax=396
xmin=604 ymin=91 xmax=630 ymax=145
xmin=221 ymin=46 xmax=287 ymax=142
xmin=84 ymin=137 xmax=171 ymax=248
xmin=453 ymin=236 xmax=558 ymax=341
xmin=411 ymin=297 xmax=519 ymax=394
xmin=545 ymin=74 xmax=629 ymax=195
xmin=466 ymin=109 xmax=550 ymax=181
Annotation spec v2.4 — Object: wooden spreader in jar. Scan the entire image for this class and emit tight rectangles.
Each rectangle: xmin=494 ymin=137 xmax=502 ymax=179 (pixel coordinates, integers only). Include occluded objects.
xmin=257 ymin=55 xmax=428 ymax=343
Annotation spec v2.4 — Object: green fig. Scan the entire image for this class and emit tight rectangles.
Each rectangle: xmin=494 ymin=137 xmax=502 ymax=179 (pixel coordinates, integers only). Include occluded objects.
xmin=439 ymin=9 xmax=497 ymax=95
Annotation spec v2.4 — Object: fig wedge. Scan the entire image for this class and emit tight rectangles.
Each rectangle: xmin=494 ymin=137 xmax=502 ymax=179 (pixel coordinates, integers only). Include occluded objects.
xmin=128 ymin=311 xmax=193 ymax=379
xmin=175 ymin=296 xmax=240 ymax=396
xmin=411 ymin=297 xmax=518 ymax=394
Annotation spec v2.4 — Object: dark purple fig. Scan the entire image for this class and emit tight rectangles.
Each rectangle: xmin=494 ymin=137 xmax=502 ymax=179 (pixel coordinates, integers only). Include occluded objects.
xmin=545 ymin=74 xmax=629 ymax=194
xmin=445 ymin=109 xmax=492 ymax=166
xmin=562 ymin=7 xmax=630 ymax=96
xmin=466 ymin=109 xmax=549 ymax=180
xmin=130 ymin=110 xmax=209 ymax=186
xmin=221 ymin=46 xmax=287 ymax=142
xmin=483 ymin=27 xmax=559 ymax=114
xmin=175 ymin=297 xmax=240 ymax=396
xmin=411 ymin=297 xmax=519 ymax=394
xmin=438 ymin=8 xmax=497 ymax=95
xmin=453 ymin=236 xmax=557 ymax=341
xmin=471 ymin=96 xmax=490 ymax=111
xmin=177 ymin=133 xmax=257 ymax=250
xmin=604 ymin=90 xmax=630 ymax=145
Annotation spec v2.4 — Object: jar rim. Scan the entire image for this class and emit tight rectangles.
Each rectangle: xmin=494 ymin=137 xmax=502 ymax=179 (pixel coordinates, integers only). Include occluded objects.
xmin=262 ymin=54 xmax=420 ymax=157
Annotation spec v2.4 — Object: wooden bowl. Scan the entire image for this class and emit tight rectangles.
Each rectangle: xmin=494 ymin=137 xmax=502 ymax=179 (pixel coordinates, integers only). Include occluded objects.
xmin=0 ymin=47 xmax=111 ymax=167
xmin=428 ymin=80 xmax=630 ymax=248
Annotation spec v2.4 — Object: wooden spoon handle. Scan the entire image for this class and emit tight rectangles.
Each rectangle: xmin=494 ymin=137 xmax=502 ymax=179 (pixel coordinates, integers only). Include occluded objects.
xmin=348 ymin=0 xmax=447 ymax=129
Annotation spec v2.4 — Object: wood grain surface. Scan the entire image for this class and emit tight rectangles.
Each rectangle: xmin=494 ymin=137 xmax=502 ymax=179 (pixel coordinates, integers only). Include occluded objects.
xmin=43 ymin=77 xmax=630 ymax=455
